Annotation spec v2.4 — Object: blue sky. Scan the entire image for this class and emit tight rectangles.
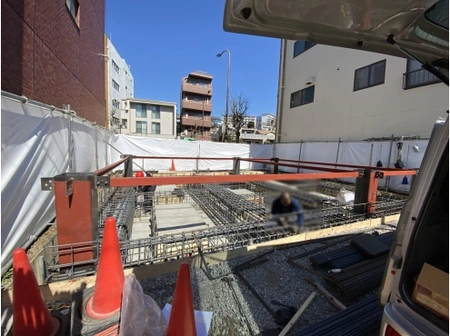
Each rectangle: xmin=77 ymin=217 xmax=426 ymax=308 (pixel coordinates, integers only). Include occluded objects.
xmin=105 ymin=0 xmax=280 ymax=117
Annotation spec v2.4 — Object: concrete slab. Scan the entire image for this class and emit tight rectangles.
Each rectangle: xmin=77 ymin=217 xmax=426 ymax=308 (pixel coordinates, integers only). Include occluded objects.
xmin=155 ymin=184 xmax=178 ymax=193
xmin=155 ymin=203 xmax=214 ymax=235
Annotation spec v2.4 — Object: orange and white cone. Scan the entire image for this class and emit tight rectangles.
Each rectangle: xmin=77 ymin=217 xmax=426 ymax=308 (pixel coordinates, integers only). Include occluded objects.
xmin=86 ymin=217 xmax=125 ymax=319
xmin=166 ymin=263 xmax=196 ymax=336
xmin=12 ymin=248 xmax=60 ymax=336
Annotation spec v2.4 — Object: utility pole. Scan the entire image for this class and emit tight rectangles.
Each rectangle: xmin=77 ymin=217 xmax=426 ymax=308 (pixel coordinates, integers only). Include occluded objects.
xmin=216 ymin=49 xmax=230 ymax=142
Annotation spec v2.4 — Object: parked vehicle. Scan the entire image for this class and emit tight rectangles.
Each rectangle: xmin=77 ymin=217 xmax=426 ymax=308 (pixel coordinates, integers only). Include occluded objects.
xmin=222 ymin=0 xmax=449 ymax=334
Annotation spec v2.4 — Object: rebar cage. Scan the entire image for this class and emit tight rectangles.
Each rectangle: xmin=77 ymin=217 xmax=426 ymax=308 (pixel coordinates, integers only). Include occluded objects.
xmin=43 ymin=174 xmax=406 ymax=282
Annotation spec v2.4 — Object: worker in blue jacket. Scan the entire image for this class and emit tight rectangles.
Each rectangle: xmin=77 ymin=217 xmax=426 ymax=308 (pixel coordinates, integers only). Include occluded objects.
xmin=271 ymin=192 xmax=304 ymax=229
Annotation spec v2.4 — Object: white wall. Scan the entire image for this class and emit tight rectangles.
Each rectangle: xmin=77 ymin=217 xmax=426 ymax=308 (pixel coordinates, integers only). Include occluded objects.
xmin=107 ymin=38 xmax=134 ymax=126
xmin=280 ymin=43 xmax=449 ymax=142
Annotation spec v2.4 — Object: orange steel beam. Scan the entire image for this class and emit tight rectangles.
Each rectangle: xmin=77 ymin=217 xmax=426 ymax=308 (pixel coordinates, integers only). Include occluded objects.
xmin=381 ymin=170 xmax=417 ymax=176
xmin=254 ymin=158 xmax=418 ymax=171
xmin=244 ymin=159 xmax=352 ymax=173
xmin=95 ymin=157 xmax=129 ymax=176
xmin=132 ymin=156 xmax=234 ymax=160
xmin=110 ymin=171 xmax=360 ymax=187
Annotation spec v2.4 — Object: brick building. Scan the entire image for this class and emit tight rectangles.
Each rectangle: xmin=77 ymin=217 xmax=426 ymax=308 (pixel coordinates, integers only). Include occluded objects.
xmin=2 ymin=0 xmax=107 ymax=125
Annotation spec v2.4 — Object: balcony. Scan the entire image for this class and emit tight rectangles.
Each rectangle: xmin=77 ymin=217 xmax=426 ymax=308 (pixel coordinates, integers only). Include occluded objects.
xmin=181 ymin=116 xmax=212 ymax=128
xmin=183 ymin=131 xmax=211 ymax=141
xmin=181 ymin=100 xmax=212 ymax=112
xmin=240 ymin=132 xmax=275 ymax=143
xmin=182 ymin=83 xmax=213 ymax=96
xmin=403 ymin=68 xmax=442 ymax=89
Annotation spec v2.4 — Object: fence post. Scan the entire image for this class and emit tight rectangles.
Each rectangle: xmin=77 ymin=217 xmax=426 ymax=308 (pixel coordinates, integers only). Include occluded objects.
xmin=384 ymin=135 xmax=395 ymax=190
xmin=334 ymin=137 xmax=341 ymax=169
xmin=297 ymin=140 xmax=303 ymax=173
xmin=94 ymin=126 xmax=99 ymax=170
xmin=232 ymin=157 xmax=241 ymax=175
xmin=271 ymin=158 xmax=279 ymax=174
xmin=66 ymin=104 xmax=73 ymax=172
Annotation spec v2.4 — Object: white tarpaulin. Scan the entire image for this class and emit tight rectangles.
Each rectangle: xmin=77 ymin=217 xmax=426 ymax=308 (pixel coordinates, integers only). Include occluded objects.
xmin=1 ymin=95 xmax=113 ymax=271
xmin=109 ymin=135 xmax=251 ymax=172
xmin=249 ymin=144 xmax=274 ymax=170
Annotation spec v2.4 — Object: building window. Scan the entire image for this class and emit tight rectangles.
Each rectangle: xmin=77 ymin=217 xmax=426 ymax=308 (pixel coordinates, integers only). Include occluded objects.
xmin=112 ymin=60 xmax=120 ymax=73
xmin=290 ymin=86 xmax=315 ymax=108
xmin=112 ymin=99 xmax=120 ymax=109
xmin=293 ymin=41 xmax=315 ymax=58
xmin=121 ymin=119 xmax=128 ymax=128
xmin=136 ymin=104 xmax=147 ymax=118
xmin=112 ymin=79 xmax=120 ymax=91
xmin=66 ymin=0 xmax=80 ymax=26
xmin=151 ymin=122 xmax=161 ymax=134
xmin=403 ymin=60 xmax=445 ymax=89
xmin=136 ymin=121 xmax=147 ymax=134
xmin=354 ymin=60 xmax=386 ymax=91
xmin=150 ymin=105 xmax=160 ymax=119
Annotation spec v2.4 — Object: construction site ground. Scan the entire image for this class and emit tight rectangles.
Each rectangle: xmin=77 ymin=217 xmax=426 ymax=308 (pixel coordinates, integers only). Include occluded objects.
xmin=1 ymin=175 xmax=405 ymax=335
xmin=139 ymin=226 xmax=396 ymax=336
xmin=1 ymin=225 xmax=397 ymax=336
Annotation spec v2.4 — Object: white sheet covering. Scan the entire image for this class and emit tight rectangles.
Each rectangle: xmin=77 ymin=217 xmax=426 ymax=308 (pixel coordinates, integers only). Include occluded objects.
xmin=1 ymin=96 xmax=113 ymax=270
xmin=109 ymin=135 xmax=251 ymax=172
xmin=1 ymin=93 xmax=430 ymax=270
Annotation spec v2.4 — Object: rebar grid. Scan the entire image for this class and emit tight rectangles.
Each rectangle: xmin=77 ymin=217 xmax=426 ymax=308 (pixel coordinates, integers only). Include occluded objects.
xmin=186 ymin=184 xmax=266 ymax=224
xmin=43 ymin=180 xmax=406 ymax=282
xmin=98 ymin=187 xmax=135 ymax=241
xmin=44 ymin=221 xmax=295 ymax=281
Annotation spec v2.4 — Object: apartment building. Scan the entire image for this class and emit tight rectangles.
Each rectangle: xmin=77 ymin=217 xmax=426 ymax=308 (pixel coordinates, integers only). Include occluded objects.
xmin=2 ymin=0 xmax=107 ymax=125
xmin=121 ymin=98 xmax=177 ymax=139
xmin=276 ymin=41 xmax=449 ymax=143
xmin=180 ymin=71 xmax=213 ymax=141
xmin=261 ymin=113 xmax=276 ymax=131
xmin=106 ymin=38 xmax=134 ymax=131
xmin=243 ymin=115 xmax=262 ymax=129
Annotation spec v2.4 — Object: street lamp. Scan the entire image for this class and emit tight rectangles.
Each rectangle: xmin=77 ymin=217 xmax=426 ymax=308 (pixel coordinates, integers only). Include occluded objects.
xmin=216 ymin=49 xmax=230 ymax=142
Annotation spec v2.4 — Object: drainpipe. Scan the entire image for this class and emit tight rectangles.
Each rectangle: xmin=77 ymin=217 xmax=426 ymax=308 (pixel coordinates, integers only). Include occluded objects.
xmin=275 ymin=39 xmax=286 ymax=145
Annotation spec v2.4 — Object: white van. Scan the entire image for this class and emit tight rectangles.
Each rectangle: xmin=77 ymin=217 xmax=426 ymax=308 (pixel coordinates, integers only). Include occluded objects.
xmin=221 ymin=1 xmax=449 ymax=335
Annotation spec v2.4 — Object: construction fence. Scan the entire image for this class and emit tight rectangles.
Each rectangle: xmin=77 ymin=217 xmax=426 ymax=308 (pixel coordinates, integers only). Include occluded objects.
xmin=1 ymin=91 xmax=428 ymax=272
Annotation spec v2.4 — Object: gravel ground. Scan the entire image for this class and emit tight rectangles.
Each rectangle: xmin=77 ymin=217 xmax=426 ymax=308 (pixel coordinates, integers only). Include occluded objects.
xmin=140 ymin=227 xmax=396 ymax=336
xmin=1 ymin=226 xmax=396 ymax=336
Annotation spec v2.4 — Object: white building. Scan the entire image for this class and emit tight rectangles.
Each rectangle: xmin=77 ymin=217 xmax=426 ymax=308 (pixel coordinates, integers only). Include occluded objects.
xmin=106 ymin=38 xmax=134 ymax=130
xmin=261 ymin=113 xmax=276 ymax=131
xmin=276 ymin=41 xmax=449 ymax=143
xmin=121 ymin=98 xmax=177 ymax=139
xmin=243 ymin=115 xmax=262 ymax=129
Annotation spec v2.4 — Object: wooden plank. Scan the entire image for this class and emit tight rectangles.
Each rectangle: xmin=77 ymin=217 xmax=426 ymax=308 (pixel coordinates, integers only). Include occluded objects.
xmin=278 ymin=291 xmax=317 ymax=336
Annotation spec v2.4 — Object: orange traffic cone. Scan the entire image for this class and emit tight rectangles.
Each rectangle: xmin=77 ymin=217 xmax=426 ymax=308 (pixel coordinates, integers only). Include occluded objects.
xmin=86 ymin=217 xmax=125 ymax=319
xmin=170 ymin=159 xmax=176 ymax=171
xmin=167 ymin=263 xmax=196 ymax=336
xmin=12 ymin=248 xmax=60 ymax=336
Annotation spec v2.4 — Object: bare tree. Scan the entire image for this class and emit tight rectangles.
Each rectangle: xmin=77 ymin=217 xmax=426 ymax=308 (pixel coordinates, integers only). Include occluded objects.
xmin=230 ymin=92 xmax=251 ymax=143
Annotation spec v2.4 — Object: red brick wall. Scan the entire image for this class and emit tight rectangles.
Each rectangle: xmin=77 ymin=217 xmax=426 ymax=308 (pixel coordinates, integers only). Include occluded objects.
xmin=2 ymin=0 xmax=106 ymax=126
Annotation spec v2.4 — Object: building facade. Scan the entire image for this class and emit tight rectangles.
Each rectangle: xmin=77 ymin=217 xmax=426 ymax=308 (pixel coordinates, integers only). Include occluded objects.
xmin=106 ymin=38 xmax=134 ymax=131
xmin=243 ymin=115 xmax=262 ymax=129
xmin=261 ymin=113 xmax=276 ymax=131
xmin=180 ymin=72 xmax=213 ymax=141
xmin=121 ymin=98 xmax=177 ymax=139
xmin=276 ymin=40 xmax=449 ymax=143
xmin=2 ymin=0 xmax=107 ymax=125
